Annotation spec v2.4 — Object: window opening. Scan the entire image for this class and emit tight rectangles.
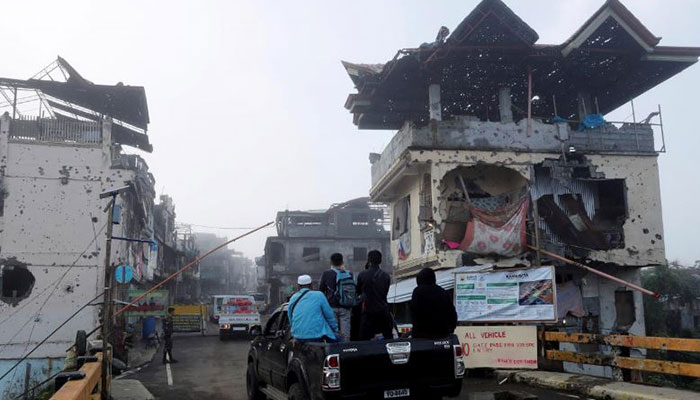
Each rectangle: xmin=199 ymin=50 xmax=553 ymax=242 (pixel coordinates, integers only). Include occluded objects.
xmin=302 ymin=247 xmax=320 ymax=262
xmin=353 ymin=247 xmax=367 ymax=262
xmin=351 ymin=213 xmax=369 ymax=226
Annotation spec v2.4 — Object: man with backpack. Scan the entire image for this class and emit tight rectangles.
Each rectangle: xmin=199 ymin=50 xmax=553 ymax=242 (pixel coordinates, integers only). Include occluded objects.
xmin=356 ymin=250 xmax=393 ymax=340
xmin=288 ymin=275 xmax=339 ymax=343
xmin=319 ymin=253 xmax=357 ymax=341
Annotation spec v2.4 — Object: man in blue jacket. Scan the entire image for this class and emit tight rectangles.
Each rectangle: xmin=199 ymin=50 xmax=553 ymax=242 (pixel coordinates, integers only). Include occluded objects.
xmin=288 ymin=275 xmax=339 ymax=342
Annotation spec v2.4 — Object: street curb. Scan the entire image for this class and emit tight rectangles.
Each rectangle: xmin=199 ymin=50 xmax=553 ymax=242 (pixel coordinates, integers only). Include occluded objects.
xmin=112 ymin=379 xmax=155 ymax=400
xmin=495 ymin=370 xmax=700 ymax=400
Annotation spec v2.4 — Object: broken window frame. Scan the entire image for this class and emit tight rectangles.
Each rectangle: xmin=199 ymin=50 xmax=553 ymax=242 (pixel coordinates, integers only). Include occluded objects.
xmin=533 ymin=161 xmax=628 ymax=252
xmin=301 ymin=247 xmax=321 ymax=262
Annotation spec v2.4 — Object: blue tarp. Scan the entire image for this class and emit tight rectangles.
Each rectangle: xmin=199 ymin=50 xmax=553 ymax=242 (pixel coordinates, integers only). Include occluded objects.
xmin=578 ymin=113 xmax=605 ymax=131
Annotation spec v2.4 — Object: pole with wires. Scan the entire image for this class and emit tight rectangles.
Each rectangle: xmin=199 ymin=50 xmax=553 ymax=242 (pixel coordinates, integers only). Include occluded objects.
xmin=85 ymin=220 xmax=275 ymax=339
xmin=100 ymin=194 xmax=117 ymax=400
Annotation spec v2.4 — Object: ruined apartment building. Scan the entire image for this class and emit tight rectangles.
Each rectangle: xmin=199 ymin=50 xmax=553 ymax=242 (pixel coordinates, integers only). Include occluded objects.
xmin=195 ymin=233 xmax=254 ymax=298
xmin=344 ymin=0 xmax=699 ymax=376
xmin=263 ymin=198 xmax=390 ymax=306
xmin=153 ymin=195 xmax=202 ymax=303
xmin=0 ymin=58 xmax=155 ymax=397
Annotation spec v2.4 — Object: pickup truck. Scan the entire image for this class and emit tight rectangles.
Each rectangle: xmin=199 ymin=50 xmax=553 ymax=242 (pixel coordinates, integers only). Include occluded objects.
xmin=246 ymin=304 xmax=464 ymax=400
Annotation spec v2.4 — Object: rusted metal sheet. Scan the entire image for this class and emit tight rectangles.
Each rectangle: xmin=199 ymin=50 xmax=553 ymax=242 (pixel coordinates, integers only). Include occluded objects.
xmin=545 ymin=350 xmax=700 ymax=379
xmin=544 ymin=332 xmax=700 ymax=352
xmin=51 ymin=353 xmax=102 ymax=400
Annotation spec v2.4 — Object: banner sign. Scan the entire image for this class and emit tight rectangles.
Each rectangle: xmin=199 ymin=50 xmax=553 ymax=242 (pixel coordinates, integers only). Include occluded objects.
xmin=124 ymin=290 xmax=169 ymax=316
xmin=455 ymin=266 xmax=556 ymax=322
xmin=455 ymin=326 xmax=538 ymax=369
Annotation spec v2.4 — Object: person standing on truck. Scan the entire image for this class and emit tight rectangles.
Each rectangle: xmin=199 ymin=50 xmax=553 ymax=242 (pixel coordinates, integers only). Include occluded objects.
xmin=319 ymin=253 xmax=356 ymax=341
xmin=162 ymin=307 xmax=178 ymax=364
xmin=288 ymin=275 xmax=340 ymax=343
xmin=356 ymin=250 xmax=393 ymax=340
xmin=409 ymin=267 xmax=458 ymax=339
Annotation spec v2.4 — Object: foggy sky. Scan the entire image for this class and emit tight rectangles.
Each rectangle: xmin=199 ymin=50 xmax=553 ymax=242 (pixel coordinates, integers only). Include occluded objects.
xmin=4 ymin=0 xmax=700 ymax=264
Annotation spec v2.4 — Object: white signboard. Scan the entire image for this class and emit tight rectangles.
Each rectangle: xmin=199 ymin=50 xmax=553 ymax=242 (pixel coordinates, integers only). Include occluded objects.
xmin=455 ymin=326 xmax=538 ymax=369
xmin=455 ymin=266 xmax=556 ymax=322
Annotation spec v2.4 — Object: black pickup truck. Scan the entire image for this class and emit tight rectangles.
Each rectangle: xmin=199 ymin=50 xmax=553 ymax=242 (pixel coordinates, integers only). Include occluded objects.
xmin=246 ymin=304 xmax=464 ymax=400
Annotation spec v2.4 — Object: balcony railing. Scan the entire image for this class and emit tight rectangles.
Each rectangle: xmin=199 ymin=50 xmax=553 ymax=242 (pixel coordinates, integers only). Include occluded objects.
xmin=8 ymin=117 xmax=101 ymax=145
xmin=370 ymin=117 xmax=658 ymax=187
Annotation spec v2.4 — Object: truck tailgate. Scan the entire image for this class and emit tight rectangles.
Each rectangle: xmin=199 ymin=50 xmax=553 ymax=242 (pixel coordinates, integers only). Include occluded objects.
xmin=332 ymin=337 xmax=459 ymax=397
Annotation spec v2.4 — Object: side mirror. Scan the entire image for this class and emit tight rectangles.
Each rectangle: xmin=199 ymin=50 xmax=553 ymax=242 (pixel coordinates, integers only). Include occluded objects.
xmin=249 ymin=325 xmax=262 ymax=336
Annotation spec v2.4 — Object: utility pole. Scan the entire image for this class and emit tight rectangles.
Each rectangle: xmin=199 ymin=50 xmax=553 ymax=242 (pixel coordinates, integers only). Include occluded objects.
xmin=101 ymin=194 xmax=116 ymax=400
xmin=99 ymin=185 xmax=131 ymax=400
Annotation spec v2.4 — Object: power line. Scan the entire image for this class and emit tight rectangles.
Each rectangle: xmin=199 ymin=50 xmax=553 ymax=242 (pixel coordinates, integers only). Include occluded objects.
xmin=0 ymin=222 xmax=273 ymax=384
xmin=179 ymin=222 xmax=276 ymax=230
xmin=0 ymin=222 xmax=106 ymax=327
xmin=11 ymin=370 xmax=61 ymax=400
xmin=87 ymin=221 xmax=275 ymax=340
xmin=0 ymin=292 xmax=103 ymax=383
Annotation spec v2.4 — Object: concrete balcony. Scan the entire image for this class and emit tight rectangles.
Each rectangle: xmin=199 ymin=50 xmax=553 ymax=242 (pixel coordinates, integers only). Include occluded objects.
xmin=7 ymin=117 xmax=102 ymax=146
xmin=370 ymin=117 xmax=655 ymax=187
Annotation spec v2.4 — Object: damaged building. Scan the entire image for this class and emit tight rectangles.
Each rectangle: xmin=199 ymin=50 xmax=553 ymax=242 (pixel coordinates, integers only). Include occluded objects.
xmin=0 ymin=57 xmax=157 ymax=397
xmin=262 ymin=198 xmax=390 ymax=307
xmin=153 ymin=196 xmax=201 ymax=303
xmin=343 ymin=0 xmax=699 ymax=377
xmin=195 ymin=233 xmax=255 ymax=298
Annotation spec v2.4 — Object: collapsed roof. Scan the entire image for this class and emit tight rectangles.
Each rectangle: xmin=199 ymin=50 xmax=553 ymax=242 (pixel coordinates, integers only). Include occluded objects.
xmin=0 ymin=57 xmax=152 ymax=152
xmin=343 ymin=0 xmax=700 ymax=130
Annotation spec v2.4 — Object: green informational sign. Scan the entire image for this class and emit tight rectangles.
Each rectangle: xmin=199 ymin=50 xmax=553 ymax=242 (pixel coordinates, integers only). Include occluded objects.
xmin=455 ymin=266 xmax=556 ymax=322
xmin=124 ymin=290 xmax=169 ymax=317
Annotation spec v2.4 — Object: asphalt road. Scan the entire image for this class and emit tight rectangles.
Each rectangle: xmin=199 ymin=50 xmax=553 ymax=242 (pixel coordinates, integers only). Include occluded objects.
xmin=130 ymin=334 xmax=251 ymax=400
xmin=130 ymin=333 xmax=585 ymax=400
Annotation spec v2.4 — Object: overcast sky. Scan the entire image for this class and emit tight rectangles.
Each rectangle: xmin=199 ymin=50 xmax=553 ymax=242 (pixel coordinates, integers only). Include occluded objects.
xmin=4 ymin=0 xmax=699 ymax=263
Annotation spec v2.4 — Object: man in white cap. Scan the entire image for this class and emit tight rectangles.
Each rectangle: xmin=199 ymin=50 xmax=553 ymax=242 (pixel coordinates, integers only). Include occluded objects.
xmin=288 ymin=274 xmax=339 ymax=342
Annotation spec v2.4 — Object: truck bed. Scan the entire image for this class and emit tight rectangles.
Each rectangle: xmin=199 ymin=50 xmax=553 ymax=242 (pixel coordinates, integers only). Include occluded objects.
xmin=297 ymin=336 xmax=463 ymax=399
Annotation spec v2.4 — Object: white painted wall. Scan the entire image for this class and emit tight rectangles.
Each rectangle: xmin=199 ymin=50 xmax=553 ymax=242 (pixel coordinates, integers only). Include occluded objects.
xmin=0 ymin=115 xmax=150 ymax=392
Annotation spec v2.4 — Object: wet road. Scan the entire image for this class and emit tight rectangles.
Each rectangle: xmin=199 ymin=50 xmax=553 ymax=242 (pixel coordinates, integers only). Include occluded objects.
xmin=129 ymin=333 xmax=585 ymax=400
xmin=129 ymin=334 xmax=251 ymax=400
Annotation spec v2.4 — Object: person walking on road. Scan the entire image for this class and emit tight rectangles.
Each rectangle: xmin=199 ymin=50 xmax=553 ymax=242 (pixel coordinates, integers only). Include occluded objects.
xmin=319 ymin=253 xmax=357 ymax=341
xmin=162 ymin=307 xmax=178 ymax=364
xmin=288 ymin=275 xmax=339 ymax=343
xmin=409 ymin=267 xmax=457 ymax=339
xmin=356 ymin=250 xmax=393 ymax=340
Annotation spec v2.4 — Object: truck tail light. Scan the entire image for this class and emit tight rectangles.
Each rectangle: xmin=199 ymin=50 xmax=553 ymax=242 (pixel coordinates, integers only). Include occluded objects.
xmin=322 ymin=354 xmax=341 ymax=391
xmin=453 ymin=345 xmax=465 ymax=378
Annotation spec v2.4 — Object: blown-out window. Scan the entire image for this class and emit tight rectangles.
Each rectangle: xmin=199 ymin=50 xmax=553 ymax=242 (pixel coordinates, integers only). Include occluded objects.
xmin=302 ymin=247 xmax=320 ymax=262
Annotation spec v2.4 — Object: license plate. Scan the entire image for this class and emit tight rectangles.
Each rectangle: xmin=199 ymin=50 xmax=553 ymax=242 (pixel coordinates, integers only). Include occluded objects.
xmin=384 ymin=388 xmax=410 ymax=398
xmin=232 ymin=326 xmax=246 ymax=331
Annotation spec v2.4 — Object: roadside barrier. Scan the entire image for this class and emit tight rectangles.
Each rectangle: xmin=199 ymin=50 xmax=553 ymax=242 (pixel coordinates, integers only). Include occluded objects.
xmin=171 ymin=304 xmax=207 ymax=334
xmin=544 ymin=332 xmax=700 ymax=379
xmin=50 ymin=353 xmax=103 ymax=400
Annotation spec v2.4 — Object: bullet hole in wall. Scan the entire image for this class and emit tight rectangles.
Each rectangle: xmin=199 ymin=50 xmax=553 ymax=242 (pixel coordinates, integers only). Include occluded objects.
xmin=0 ymin=259 xmax=36 ymax=306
